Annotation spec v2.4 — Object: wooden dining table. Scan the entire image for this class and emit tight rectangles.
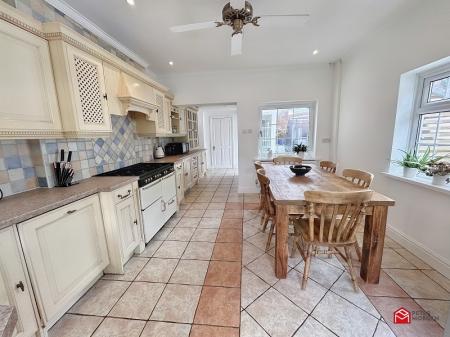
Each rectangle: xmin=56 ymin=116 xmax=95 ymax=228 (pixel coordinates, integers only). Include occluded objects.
xmin=262 ymin=163 xmax=395 ymax=284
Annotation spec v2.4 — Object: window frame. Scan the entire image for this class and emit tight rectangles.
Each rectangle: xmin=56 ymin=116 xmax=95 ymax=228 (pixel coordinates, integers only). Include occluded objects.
xmin=409 ymin=64 xmax=450 ymax=153
xmin=258 ymin=101 xmax=317 ymax=156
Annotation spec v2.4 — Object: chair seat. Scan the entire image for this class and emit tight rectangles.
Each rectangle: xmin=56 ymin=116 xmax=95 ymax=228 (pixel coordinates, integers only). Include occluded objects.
xmin=292 ymin=217 xmax=357 ymax=246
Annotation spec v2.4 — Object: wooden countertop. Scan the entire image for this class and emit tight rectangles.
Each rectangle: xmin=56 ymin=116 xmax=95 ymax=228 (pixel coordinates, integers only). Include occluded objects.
xmin=0 ymin=306 xmax=17 ymax=337
xmin=0 ymin=176 xmax=138 ymax=230
xmin=149 ymin=149 xmax=206 ymax=164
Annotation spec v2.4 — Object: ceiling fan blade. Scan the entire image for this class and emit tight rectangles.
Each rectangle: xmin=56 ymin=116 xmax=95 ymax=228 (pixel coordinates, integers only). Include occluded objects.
xmin=259 ymin=14 xmax=310 ymax=18
xmin=230 ymin=0 xmax=245 ymax=9
xmin=257 ymin=14 xmax=310 ymax=28
xmin=170 ymin=21 xmax=217 ymax=33
xmin=231 ymin=33 xmax=243 ymax=56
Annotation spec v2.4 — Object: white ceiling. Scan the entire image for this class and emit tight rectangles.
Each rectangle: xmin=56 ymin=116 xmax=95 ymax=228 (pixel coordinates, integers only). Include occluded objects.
xmin=62 ymin=0 xmax=408 ymax=75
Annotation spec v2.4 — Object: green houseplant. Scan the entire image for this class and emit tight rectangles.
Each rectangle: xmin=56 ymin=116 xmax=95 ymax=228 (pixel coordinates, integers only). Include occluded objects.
xmin=293 ymin=143 xmax=308 ymax=159
xmin=393 ymin=148 xmax=433 ymax=178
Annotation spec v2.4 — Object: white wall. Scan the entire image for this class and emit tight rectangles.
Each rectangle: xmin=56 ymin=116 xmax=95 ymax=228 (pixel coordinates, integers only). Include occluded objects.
xmin=160 ymin=64 xmax=335 ymax=192
xmin=198 ymin=105 xmax=239 ymax=169
xmin=338 ymin=0 xmax=450 ymax=276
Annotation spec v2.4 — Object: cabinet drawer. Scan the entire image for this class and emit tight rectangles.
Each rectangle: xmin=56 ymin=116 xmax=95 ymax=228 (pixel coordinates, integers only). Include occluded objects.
xmin=114 ymin=184 xmax=133 ymax=204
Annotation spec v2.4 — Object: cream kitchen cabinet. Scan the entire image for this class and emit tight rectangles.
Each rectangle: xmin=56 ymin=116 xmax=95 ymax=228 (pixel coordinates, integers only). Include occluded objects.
xmin=0 ymin=14 xmax=62 ymax=139
xmin=154 ymin=90 xmax=169 ymax=134
xmin=100 ymin=182 xmax=142 ymax=274
xmin=103 ymin=62 xmax=123 ymax=116
xmin=200 ymin=151 xmax=207 ymax=177
xmin=191 ymin=155 xmax=199 ymax=186
xmin=0 ymin=227 xmax=39 ymax=337
xmin=182 ymin=157 xmax=192 ymax=193
xmin=175 ymin=161 xmax=184 ymax=204
xmin=18 ymin=195 xmax=109 ymax=327
xmin=47 ymin=40 xmax=112 ymax=137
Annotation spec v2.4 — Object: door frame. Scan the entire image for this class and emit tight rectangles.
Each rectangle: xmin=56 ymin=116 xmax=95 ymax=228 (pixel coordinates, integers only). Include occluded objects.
xmin=209 ymin=115 xmax=234 ymax=169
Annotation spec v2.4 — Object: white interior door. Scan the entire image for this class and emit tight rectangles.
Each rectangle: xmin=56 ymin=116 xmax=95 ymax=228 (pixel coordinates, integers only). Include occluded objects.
xmin=210 ymin=117 xmax=233 ymax=169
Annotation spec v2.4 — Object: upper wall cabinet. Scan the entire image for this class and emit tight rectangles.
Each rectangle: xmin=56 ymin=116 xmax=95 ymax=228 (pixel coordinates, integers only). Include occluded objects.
xmin=0 ymin=15 xmax=62 ymax=139
xmin=48 ymin=41 xmax=112 ymax=137
xmin=103 ymin=62 xmax=123 ymax=117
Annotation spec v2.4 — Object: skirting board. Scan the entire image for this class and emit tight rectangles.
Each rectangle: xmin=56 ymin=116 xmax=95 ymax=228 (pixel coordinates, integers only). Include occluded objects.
xmin=387 ymin=225 xmax=450 ymax=279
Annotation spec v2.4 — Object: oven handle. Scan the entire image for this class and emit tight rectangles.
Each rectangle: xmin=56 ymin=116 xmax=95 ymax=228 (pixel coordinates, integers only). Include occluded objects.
xmin=141 ymin=179 xmax=162 ymax=190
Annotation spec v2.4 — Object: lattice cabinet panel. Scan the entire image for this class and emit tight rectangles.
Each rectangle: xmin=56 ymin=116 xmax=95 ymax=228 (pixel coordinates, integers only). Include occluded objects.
xmin=74 ymin=55 xmax=105 ymax=125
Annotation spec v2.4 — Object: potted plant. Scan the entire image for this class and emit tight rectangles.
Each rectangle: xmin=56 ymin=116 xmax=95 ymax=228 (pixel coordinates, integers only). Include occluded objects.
xmin=293 ymin=143 xmax=308 ymax=159
xmin=393 ymin=148 xmax=432 ymax=178
xmin=425 ymin=161 xmax=450 ymax=186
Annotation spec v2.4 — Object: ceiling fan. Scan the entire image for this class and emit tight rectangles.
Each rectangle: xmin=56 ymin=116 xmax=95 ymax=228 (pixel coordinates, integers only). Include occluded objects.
xmin=170 ymin=0 xmax=309 ymax=56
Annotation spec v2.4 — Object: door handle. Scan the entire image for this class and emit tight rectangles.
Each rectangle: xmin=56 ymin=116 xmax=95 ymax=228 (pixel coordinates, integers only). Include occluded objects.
xmin=67 ymin=210 xmax=77 ymax=215
xmin=16 ymin=281 xmax=25 ymax=292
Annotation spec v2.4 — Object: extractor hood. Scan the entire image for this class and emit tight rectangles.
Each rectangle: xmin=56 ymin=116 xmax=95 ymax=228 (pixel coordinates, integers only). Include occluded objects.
xmin=118 ymin=73 xmax=159 ymax=119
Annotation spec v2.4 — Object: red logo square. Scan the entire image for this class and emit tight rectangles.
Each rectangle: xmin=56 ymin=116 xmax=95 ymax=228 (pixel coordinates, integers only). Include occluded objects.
xmin=394 ymin=307 xmax=411 ymax=324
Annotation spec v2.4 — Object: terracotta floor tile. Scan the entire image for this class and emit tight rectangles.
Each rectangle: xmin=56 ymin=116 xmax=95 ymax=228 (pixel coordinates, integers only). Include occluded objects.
xmin=194 ymin=286 xmax=240 ymax=327
xmin=244 ymin=203 xmax=260 ymax=210
xmin=190 ymin=325 xmax=239 ymax=337
xmin=220 ymin=218 xmax=243 ymax=230
xmin=223 ymin=209 xmax=244 ymax=219
xmin=204 ymin=261 xmax=241 ymax=287
xmin=225 ymin=202 xmax=244 ymax=210
xmin=216 ymin=229 xmax=242 ymax=243
xmin=212 ymin=243 xmax=242 ymax=262
xmin=369 ymin=296 xmax=444 ymax=337
xmin=359 ymin=270 xmax=409 ymax=298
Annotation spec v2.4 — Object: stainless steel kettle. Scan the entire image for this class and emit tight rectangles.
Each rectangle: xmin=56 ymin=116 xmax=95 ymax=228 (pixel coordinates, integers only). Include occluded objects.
xmin=155 ymin=145 xmax=165 ymax=159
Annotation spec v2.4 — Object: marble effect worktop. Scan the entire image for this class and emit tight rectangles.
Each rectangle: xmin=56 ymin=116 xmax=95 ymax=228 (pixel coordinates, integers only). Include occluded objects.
xmin=0 ymin=176 xmax=138 ymax=230
xmin=0 ymin=306 xmax=17 ymax=337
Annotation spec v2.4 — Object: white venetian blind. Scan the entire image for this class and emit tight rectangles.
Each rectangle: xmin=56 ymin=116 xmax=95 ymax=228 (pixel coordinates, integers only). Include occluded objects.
xmin=416 ymin=111 xmax=450 ymax=157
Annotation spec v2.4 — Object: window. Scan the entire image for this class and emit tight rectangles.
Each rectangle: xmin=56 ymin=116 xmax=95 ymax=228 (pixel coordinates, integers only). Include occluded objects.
xmin=258 ymin=102 xmax=315 ymax=156
xmin=414 ymin=68 xmax=450 ymax=157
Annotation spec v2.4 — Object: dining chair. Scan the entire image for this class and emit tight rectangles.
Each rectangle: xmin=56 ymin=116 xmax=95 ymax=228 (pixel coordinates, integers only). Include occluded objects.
xmin=273 ymin=156 xmax=303 ymax=165
xmin=292 ymin=190 xmax=373 ymax=291
xmin=320 ymin=161 xmax=337 ymax=173
xmin=254 ymin=161 xmax=264 ymax=211
xmin=256 ymin=168 xmax=277 ymax=251
xmin=342 ymin=168 xmax=374 ymax=261
xmin=342 ymin=169 xmax=374 ymax=188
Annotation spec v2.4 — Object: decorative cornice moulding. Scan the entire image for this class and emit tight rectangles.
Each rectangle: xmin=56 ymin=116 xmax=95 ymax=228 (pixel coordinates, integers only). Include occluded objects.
xmin=44 ymin=0 xmax=149 ymax=69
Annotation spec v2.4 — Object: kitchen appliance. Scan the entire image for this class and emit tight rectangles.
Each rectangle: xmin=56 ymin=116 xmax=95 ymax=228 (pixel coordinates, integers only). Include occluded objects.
xmin=155 ymin=146 xmax=165 ymax=159
xmin=97 ymin=163 xmax=177 ymax=243
xmin=165 ymin=142 xmax=189 ymax=156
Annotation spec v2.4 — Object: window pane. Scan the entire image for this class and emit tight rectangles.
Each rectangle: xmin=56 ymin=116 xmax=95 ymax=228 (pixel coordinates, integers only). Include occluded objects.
xmin=259 ymin=105 xmax=312 ymax=156
xmin=428 ymin=76 xmax=450 ymax=103
xmin=416 ymin=111 xmax=450 ymax=157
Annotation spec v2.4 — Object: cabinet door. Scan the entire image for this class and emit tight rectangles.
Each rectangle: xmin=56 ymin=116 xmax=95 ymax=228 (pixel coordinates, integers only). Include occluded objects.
xmin=175 ymin=162 xmax=184 ymax=204
xmin=116 ymin=197 xmax=139 ymax=262
xmin=178 ymin=109 xmax=186 ymax=134
xmin=103 ymin=63 xmax=123 ymax=116
xmin=155 ymin=91 xmax=165 ymax=133
xmin=18 ymin=195 xmax=109 ymax=326
xmin=164 ymin=98 xmax=172 ymax=133
xmin=0 ymin=227 xmax=39 ymax=337
xmin=0 ymin=19 xmax=61 ymax=136
xmin=201 ymin=152 xmax=207 ymax=177
xmin=66 ymin=45 xmax=111 ymax=132
xmin=183 ymin=159 xmax=192 ymax=192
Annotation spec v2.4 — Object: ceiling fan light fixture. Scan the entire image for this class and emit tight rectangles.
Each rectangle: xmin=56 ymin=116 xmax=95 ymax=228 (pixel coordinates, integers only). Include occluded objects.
xmin=126 ymin=0 xmax=135 ymax=6
xmin=169 ymin=61 xmax=174 ymax=66
xmin=313 ymin=49 xmax=319 ymax=55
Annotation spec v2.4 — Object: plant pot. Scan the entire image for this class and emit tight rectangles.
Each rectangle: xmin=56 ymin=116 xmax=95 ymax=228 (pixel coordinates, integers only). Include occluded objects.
xmin=296 ymin=152 xmax=305 ymax=159
xmin=403 ymin=167 xmax=418 ymax=178
xmin=431 ymin=175 xmax=449 ymax=186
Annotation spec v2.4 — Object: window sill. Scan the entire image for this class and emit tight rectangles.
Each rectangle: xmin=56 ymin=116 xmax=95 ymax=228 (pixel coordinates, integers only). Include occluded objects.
xmin=382 ymin=171 xmax=450 ymax=196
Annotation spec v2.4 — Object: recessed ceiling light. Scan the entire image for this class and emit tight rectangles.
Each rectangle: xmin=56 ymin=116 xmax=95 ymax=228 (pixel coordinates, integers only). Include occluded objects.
xmin=169 ymin=61 xmax=174 ymax=66
xmin=126 ymin=0 xmax=135 ymax=6
xmin=313 ymin=49 xmax=319 ymax=55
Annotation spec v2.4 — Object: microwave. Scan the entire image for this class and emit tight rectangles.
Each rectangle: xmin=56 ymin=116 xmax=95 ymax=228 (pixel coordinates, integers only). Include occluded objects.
xmin=165 ymin=142 xmax=189 ymax=155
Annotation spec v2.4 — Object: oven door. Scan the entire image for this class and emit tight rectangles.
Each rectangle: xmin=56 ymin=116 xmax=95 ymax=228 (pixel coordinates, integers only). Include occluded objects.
xmin=142 ymin=197 xmax=165 ymax=243
xmin=140 ymin=178 xmax=162 ymax=210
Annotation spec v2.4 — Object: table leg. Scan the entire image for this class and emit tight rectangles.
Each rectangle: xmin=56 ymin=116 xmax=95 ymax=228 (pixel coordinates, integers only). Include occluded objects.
xmin=275 ymin=204 xmax=289 ymax=279
xmin=360 ymin=205 xmax=388 ymax=283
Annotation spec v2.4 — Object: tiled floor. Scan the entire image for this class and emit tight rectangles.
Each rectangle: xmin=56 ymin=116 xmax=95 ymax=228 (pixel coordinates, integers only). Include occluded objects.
xmin=49 ymin=169 xmax=449 ymax=337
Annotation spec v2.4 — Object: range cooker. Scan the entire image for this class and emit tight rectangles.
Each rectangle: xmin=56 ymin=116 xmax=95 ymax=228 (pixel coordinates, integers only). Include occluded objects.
xmin=97 ymin=163 xmax=177 ymax=243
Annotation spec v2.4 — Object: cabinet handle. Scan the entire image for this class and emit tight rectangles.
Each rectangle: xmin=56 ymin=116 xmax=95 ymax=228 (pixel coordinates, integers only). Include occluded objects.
xmin=184 ymin=173 xmax=188 ymax=176
xmin=118 ymin=189 xmax=132 ymax=200
xmin=16 ymin=281 xmax=25 ymax=292
xmin=161 ymin=200 xmax=167 ymax=212
xmin=103 ymin=93 xmax=108 ymax=100
xmin=133 ymin=219 xmax=138 ymax=225
xmin=67 ymin=210 xmax=77 ymax=215
xmin=168 ymin=199 xmax=175 ymax=205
